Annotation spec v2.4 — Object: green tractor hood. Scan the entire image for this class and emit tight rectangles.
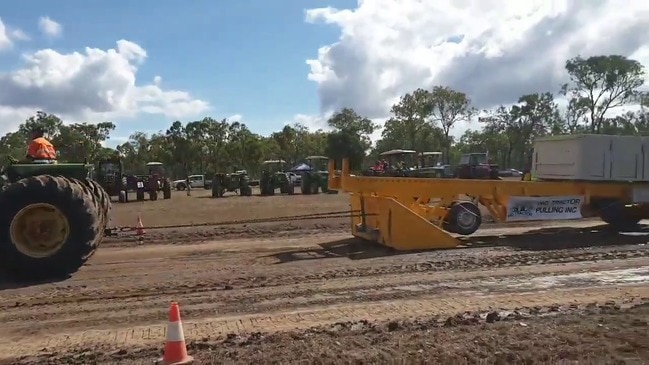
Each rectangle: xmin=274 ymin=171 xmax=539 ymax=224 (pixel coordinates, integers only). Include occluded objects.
xmin=5 ymin=163 xmax=93 ymax=183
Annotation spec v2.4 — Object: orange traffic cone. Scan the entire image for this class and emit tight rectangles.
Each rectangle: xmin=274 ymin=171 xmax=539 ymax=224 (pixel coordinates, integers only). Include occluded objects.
xmin=136 ymin=214 xmax=145 ymax=236
xmin=158 ymin=302 xmax=193 ymax=365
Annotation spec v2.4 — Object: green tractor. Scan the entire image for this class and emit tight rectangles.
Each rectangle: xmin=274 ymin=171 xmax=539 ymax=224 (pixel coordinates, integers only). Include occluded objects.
xmin=96 ymin=156 xmax=130 ymax=202
xmin=415 ymin=151 xmax=453 ymax=178
xmin=0 ymin=159 xmax=111 ymax=282
xmin=259 ymin=160 xmax=295 ymax=196
xmin=300 ymin=155 xmax=334 ymax=194
xmin=212 ymin=170 xmax=253 ymax=197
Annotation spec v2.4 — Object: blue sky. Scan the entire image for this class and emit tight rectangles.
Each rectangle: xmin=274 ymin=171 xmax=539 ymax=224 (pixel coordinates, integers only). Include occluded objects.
xmin=0 ymin=0 xmax=354 ymax=146
xmin=5 ymin=1 xmax=645 ymax=149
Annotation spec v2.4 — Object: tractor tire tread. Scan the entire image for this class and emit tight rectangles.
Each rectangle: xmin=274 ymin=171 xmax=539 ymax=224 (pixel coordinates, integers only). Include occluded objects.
xmin=0 ymin=175 xmax=111 ymax=281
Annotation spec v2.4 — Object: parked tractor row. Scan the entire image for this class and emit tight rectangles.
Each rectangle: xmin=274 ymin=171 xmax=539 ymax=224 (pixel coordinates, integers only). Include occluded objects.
xmin=208 ymin=156 xmax=336 ymax=198
xmin=96 ymin=158 xmax=173 ymax=203
xmin=365 ymin=149 xmax=501 ymax=180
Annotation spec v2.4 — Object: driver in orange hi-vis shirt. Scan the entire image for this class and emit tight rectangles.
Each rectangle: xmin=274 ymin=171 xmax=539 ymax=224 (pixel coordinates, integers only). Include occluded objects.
xmin=27 ymin=127 xmax=58 ymax=162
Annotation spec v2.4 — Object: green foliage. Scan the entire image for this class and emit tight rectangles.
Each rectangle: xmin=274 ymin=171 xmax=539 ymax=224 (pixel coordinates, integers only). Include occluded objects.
xmin=0 ymin=54 xmax=647 ymax=177
xmin=561 ymin=55 xmax=646 ymax=133
xmin=325 ymin=130 xmax=365 ymax=170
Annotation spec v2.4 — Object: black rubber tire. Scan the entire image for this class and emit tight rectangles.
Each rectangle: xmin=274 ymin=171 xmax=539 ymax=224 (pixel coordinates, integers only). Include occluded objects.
xmin=118 ymin=190 xmax=127 ymax=203
xmin=596 ymin=199 xmax=642 ymax=231
xmin=310 ymin=182 xmax=319 ymax=195
xmin=136 ymin=189 xmax=145 ymax=201
xmin=163 ymin=181 xmax=172 ymax=199
xmin=259 ymin=176 xmax=269 ymax=196
xmin=444 ymin=201 xmax=482 ymax=236
xmin=301 ymin=179 xmax=311 ymax=195
xmin=149 ymin=190 xmax=158 ymax=201
xmin=176 ymin=183 xmax=186 ymax=191
xmin=212 ymin=180 xmax=220 ymax=198
xmin=0 ymin=175 xmax=110 ymax=282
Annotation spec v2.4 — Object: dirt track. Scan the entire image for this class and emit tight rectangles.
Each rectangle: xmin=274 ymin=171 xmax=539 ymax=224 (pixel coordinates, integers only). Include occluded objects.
xmin=1 ymin=189 xmax=649 ymax=364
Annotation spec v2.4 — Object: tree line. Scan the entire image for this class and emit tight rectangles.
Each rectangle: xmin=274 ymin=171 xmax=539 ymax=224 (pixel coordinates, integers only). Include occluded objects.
xmin=1 ymin=54 xmax=647 ymax=178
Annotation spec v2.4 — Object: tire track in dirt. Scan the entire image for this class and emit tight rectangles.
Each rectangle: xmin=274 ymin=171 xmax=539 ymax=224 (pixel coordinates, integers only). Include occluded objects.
xmin=1 ymin=284 xmax=648 ymax=361
xmin=1 ymin=221 xmax=648 ymax=361
xmin=3 ymin=257 xmax=647 ymax=332
xmin=1 ymin=237 xmax=647 ymax=310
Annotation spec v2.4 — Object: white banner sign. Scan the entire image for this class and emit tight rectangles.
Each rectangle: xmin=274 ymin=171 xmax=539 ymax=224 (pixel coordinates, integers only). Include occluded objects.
xmin=505 ymin=195 xmax=584 ymax=222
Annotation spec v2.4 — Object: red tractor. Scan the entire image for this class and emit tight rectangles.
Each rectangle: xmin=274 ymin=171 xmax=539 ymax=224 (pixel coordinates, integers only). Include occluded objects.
xmin=454 ymin=153 xmax=501 ymax=180
xmin=131 ymin=162 xmax=172 ymax=201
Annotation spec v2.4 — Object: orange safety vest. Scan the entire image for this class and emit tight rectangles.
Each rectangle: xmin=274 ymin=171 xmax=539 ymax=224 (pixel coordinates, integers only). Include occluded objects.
xmin=28 ymin=137 xmax=57 ymax=159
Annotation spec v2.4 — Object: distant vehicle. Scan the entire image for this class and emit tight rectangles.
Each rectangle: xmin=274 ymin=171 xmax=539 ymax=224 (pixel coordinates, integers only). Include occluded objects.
xmin=287 ymin=172 xmax=301 ymax=186
xmin=454 ymin=153 xmax=500 ymax=180
xmin=498 ymin=168 xmax=523 ymax=178
xmin=173 ymin=174 xmax=212 ymax=190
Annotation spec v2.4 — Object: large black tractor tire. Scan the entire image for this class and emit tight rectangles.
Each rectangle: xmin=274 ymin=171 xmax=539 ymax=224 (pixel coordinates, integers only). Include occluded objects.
xmin=212 ymin=180 xmax=221 ymax=198
xmin=118 ymin=190 xmax=128 ymax=203
xmin=239 ymin=183 xmax=252 ymax=197
xmin=149 ymin=190 xmax=158 ymax=201
xmin=259 ymin=178 xmax=268 ymax=196
xmin=266 ymin=182 xmax=275 ymax=196
xmin=136 ymin=189 xmax=145 ymax=201
xmin=443 ymin=201 xmax=482 ymax=236
xmin=301 ymin=179 xmax=311 ymax=195
xmin=310 ymin=182 xmax=320 ymax=195
xmin=163 ymin=180 xmax=172 ymax=199
xmin=0 ymin=175 xmax=111 ymax=282
xmin=260 ymin=177 xmax=273 ymax=196
xmin=595 ymin=199 xmax=642 ymax=231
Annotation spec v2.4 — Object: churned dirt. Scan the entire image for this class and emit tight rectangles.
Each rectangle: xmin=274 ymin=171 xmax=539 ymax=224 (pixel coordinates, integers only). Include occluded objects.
xmin=106 ymin=187 xmax=352 ymax=244
xmin=0 ymin=189 xmax=648 ymax=364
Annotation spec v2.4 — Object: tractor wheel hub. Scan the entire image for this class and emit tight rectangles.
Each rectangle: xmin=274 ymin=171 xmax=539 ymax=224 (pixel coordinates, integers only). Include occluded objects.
xmin=9 ymin=203 xmax=70 ymax=259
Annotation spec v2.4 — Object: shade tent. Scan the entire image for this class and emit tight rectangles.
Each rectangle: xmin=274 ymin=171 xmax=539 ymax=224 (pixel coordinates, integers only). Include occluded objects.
xmin=290 ymin=163 xmax=312 ymax=172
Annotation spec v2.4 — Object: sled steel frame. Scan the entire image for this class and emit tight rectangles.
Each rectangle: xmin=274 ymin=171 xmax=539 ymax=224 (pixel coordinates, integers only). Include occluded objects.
xmin=328 ymin=158 xmax=649 ymax=251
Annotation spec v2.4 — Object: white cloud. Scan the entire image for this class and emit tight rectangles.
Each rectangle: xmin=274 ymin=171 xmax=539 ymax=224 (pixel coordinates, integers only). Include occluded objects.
xmin=227 ymin=114 xmax=243 ymax=122
xmin=292 ymin=113 xmax=329 ymax=130
xmin=0 ymin=17 xmax=29 ymax=51
xmin=11 ymin=29 xmax=30 ymax=41
xmin=0 ymin=18 xmax=11 ymax=51
xmin=38 ymin=16 xmax=62 ymax=38
xmin=100 ymin=135 xmax=130 ymax=148
xmin=289 ymin=112 xmax=387 ymax=145
xmin=0 ymin=106 xmax=35 ymax=134
xmin=0 ymin=39 xmax=210 ymax=135
xmin=305 ymin=0 xmax=649 ymax=137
